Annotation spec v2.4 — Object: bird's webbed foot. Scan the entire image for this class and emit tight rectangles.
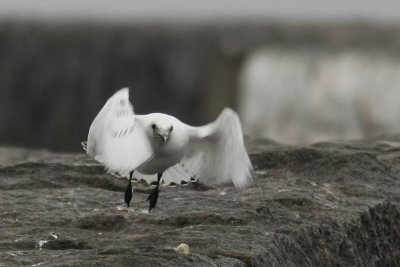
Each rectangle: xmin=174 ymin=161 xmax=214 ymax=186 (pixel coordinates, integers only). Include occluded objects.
xmin=124 ymin=171 xmax=134 ymax=207
xmin=147 ymin=173 xmax=162 ymax=212
xmin=147 ymin=186 xmax=159 ymax=212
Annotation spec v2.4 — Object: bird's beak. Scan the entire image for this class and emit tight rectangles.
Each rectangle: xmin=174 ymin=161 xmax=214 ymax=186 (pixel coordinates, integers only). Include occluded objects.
xmin=154 ymin=133 xmax=168 ymax=143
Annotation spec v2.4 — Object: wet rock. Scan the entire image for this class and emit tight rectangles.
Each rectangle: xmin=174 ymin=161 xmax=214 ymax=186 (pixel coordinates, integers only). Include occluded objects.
xmin=98 ymin=246 xmax=131 ymax=255
xmin=1 ymin=136 xmax=400 ymax=266
xmin=42 ymin=238 xmax=91 ymax=250
xmin=76 ymin=214 xmax=126 ymax=231
xmin=141 ymin=213 xmax=246 ymax=228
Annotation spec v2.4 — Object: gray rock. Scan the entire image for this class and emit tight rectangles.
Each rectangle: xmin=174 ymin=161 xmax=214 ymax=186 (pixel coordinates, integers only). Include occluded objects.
xmin=1 ymin=136 xmax=400 ymax=266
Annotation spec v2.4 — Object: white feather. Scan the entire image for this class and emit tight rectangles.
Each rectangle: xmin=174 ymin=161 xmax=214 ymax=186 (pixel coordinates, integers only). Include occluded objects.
xmin=83 ymin=88 xmax=153 ymax=176
xmin=132 ymin=165 xmax=193 ymax=186
xmin=183 ymin=108 xmax=253 ymax=188
xmin=83 ymin=88 xmax=253 ymax=189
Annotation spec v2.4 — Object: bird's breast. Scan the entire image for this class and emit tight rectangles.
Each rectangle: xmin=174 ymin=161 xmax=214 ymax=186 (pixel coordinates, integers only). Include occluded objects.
xmin=137 ymin=130 xmax=189 ymax=174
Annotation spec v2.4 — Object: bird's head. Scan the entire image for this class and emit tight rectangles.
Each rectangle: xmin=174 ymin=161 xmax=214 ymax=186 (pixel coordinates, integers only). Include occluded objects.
xmin=150 ymin=119 xmax=174 ymax=144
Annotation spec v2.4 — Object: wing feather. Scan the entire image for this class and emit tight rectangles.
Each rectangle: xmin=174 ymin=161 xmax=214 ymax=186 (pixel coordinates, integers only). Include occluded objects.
xmin=132 ymin=164 xmax=194 ymax=186
xmin=83 ymin=88 xmax=153 ymax=176
xmin=181 ymin=108 xmax=253 ymax=188
xmin=163 ymin=165 xmax=193 ymax=185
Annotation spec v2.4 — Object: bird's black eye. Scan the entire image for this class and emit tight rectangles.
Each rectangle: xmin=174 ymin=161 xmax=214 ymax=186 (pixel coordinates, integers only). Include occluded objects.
xmin=170 ymin=126 xmax=173 ymax=132
xmin=151 ymin=124 xmax=156 ymax=130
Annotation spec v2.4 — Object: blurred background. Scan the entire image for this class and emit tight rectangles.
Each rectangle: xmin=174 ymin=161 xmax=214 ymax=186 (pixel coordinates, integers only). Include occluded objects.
xmin=1 ymin=0 xmax=400 ymax=151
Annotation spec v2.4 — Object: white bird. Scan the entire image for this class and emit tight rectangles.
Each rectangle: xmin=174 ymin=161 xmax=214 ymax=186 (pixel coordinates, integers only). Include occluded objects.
xmin=82 ymin=87 xmax=253 ymax=211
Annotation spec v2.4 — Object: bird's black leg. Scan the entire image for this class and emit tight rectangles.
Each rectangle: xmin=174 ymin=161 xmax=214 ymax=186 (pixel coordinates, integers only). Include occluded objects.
xmin=124 ymin=171 xmax=134 ymax=207
xmin=147 ymin=173 xmax=162 ymax=212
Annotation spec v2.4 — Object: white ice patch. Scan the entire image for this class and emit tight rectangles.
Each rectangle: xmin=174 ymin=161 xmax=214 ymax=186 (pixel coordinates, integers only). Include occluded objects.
xmin=37 ymin=240 xmax=48 ymax=250
xmin=117 ymin=205 xmax=135 ymax=213
xmin=32 ymin=263 xmax=46 ymax=267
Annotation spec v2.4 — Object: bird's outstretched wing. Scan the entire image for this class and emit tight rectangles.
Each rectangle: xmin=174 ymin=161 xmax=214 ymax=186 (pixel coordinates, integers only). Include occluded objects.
xmin=82 ymin=88 xmax=153 ymax=176
xmin=181 ymin=108 xmax=253 ymax=189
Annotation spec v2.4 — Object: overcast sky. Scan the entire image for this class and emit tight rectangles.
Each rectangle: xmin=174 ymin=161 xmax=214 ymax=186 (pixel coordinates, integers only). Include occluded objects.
xmin=0 ymin=0 xmax=399 ymax=24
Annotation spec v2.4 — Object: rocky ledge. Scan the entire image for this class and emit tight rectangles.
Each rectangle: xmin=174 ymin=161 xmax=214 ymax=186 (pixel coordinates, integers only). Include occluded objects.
xmin=1 ymin=136 xmax=400 ymax=266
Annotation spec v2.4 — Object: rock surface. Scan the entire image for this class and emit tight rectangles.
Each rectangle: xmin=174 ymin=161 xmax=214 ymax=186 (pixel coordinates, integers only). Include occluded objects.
xmin=1 ymin=136 xmax=400 ymax=266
